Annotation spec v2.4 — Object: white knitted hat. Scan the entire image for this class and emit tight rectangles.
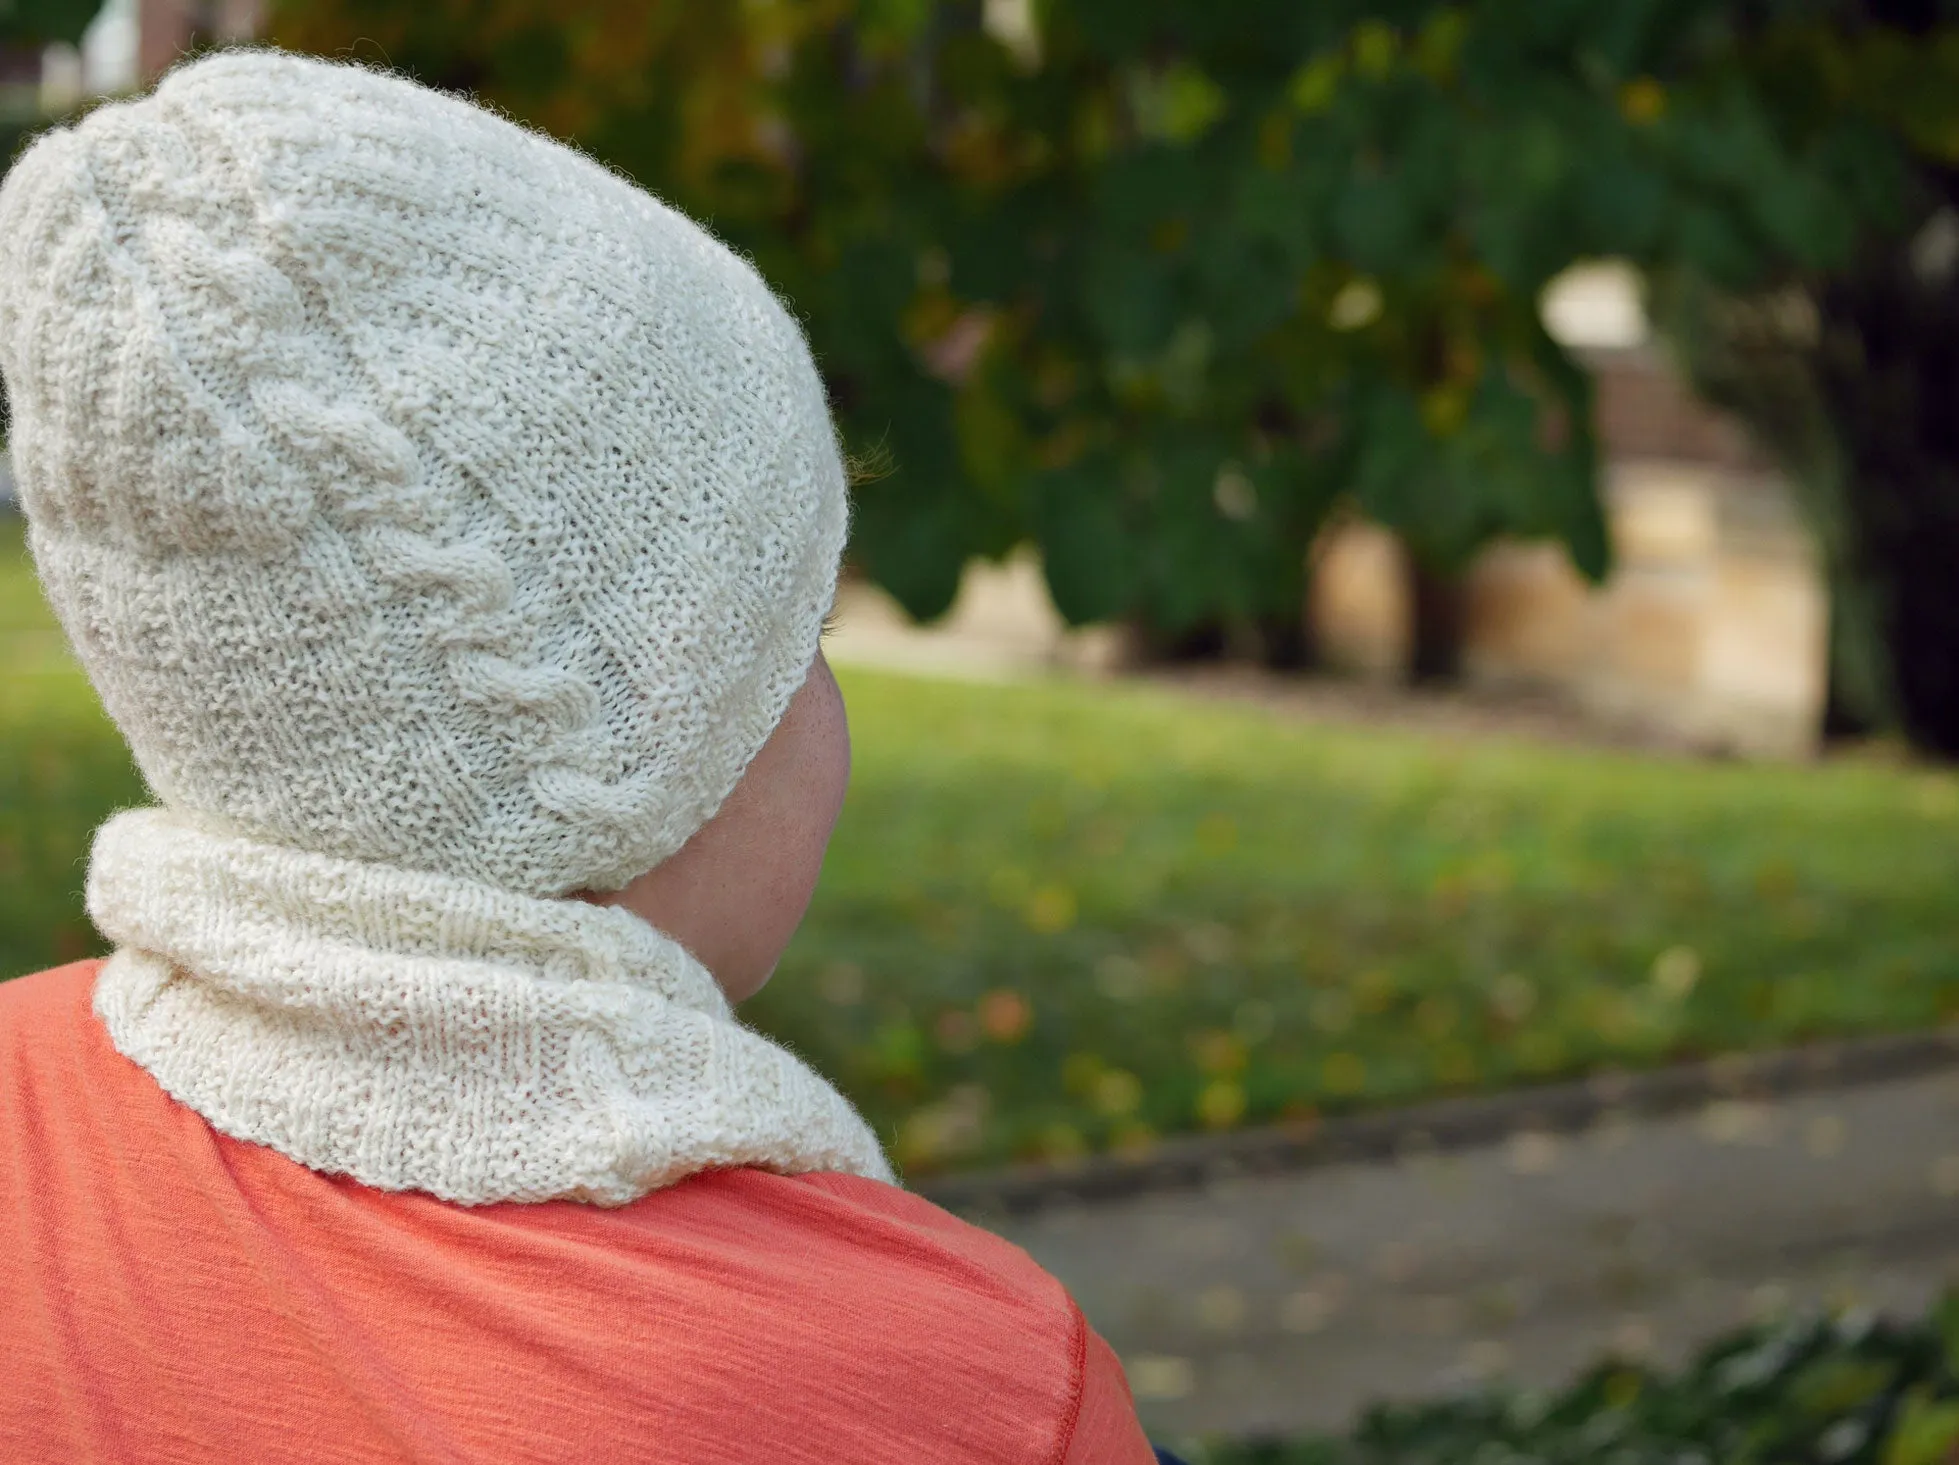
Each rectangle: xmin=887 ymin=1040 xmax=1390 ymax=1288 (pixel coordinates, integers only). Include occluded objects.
xmin=0 ymin=49 xmax=849 ymax=897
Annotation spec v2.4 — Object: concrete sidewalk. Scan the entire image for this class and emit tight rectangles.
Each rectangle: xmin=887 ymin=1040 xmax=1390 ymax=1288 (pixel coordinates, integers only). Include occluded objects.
xmin=929 ymin=1036 xmax=1959 ymax=1441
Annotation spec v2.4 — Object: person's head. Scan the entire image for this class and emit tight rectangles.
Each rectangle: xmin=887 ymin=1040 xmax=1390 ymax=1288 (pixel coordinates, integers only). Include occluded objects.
xmin=583 ymin=649 xmax=851 ymax=1002
xmin=0 ymin=51 xmax=852 ymax=998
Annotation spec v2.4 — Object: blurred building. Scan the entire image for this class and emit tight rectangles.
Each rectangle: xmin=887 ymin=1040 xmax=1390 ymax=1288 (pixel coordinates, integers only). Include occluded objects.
xmin=1312 ymin=263 xmax=1824 ymax=758
xmin=136 ymin=0 xmax=261 ymax=81
xmin=12 ymin=0 xmax=261 ymax=94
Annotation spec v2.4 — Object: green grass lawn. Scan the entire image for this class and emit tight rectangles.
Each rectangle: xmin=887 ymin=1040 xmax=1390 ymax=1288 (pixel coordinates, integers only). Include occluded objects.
xmin=5 ymin=518 xmax=1959 ymax=1176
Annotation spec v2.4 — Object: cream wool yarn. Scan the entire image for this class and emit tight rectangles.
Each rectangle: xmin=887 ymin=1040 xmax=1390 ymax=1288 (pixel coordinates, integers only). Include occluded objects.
xmin=0 ymin=48 xmax=846 ymax=897
xmin=87 ymin=809 xmax=893 ymax=1205
xmin=0 ymin=51 xmax=893 ymax=1203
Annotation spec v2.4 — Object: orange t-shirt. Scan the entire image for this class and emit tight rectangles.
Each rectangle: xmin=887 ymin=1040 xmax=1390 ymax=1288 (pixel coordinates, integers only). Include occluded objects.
xmin=0 ymin=962 xmax=1154 ymax=1465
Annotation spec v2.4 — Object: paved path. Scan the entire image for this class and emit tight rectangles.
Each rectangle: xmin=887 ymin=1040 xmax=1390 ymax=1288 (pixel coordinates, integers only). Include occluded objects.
xmin=931 ymin=1043 xmax=1959 ymax=1442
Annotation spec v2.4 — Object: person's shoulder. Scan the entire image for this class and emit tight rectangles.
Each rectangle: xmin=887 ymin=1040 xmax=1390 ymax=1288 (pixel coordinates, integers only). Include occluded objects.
xmin=756 ymin=1173 xmax=1156 ymax=1463
xmin=637 ymin=1169 xmax=1135 ymax=1459
xmin=0 ymin=959 xmax=104 ymax=1040
xmin=722 ymin=1168 xmax=1072 ymax=1307
xmin=0 ymin=959 xmax=115 ymax=1113
xmin=587 ymin=1168 xmax=1083 ymax=1389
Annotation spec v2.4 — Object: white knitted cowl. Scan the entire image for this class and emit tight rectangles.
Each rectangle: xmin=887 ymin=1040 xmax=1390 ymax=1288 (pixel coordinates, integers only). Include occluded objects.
xmin=87 ymin=808 xmax=894 ymax=1205
xmin=0 ymin=52 xmax=895 ymax=1203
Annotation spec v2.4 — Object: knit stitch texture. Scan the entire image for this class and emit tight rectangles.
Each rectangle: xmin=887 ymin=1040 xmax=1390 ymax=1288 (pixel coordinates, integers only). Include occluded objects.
xmin=0 ymin=52 xmax=889 ymax=1204
xmin=86 ymin=807 xmax=894 ymax=1204
xmin=0 ymin=49 xmax=849 ymax=898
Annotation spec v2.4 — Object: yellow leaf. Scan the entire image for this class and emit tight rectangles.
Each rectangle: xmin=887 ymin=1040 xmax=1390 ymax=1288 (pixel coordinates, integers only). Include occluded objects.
xmin=1197 ymin=1079 xmax=1247 ymax=1129
xmin=1111 ymin=1120 xmax=1158 ymax=1155
xmin=1025 ymin=884 xmax=1077 ymax=934
xmin=1885 ymin=1392 xmax=1959 ymax=1465
xmin=1352 ymin=21 xmax=1399 ymax=80
xmin=1414 ymin=8 xmax=1468 ymax=80
xmin=1037 ymin=1120 xmax=1088 ymax=1163
xmin=1355 ymin=968 xmax=1397 ymax=1014
xmin=1322 ymin=1052 xmax=1367 ymax=1095
xmin=1329 ymin=279 xmax=1383 ymax=331
xmin=1620 ymin=77 xmax=1666 ymax=125
xmin=1093 ymin=1069 xmax=1144 ymax=1118
xmin=1602 ymin=1369 xmax=1643 ymax=1409
xmin=1288 ymin=53 xmax=1345 ymax=116
xmin=1421 ymin=385 xmax=1468 ymax=438
xmin=1651 ymin=945 xmax=1702 ymax=1000
xmin=1062 ymin=1051 xmax=1104 ymax=1094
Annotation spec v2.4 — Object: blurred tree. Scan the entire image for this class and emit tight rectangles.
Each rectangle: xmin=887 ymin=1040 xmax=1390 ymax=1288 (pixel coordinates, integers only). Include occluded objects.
xmin=1659 ymin=1 xmax=1959 ymax=755
xmin=0 ymin=0 xmax=101 ymax=48
xmin=263 ymin=0 xmax=1949 ymax=678
xmin=1 ymin=0 xmax=104 ymax=123
xmin=2 ymin=0 xmax=109 ymax=448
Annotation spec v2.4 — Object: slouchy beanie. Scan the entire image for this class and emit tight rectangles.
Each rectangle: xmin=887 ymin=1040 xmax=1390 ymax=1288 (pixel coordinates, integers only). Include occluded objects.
xmin=0 ymin=51 xmax=894 ymax=1204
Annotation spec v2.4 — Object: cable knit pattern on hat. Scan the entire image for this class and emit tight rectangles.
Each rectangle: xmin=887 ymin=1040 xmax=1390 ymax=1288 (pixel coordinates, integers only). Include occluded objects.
xmin=0 ymin=48 xmax=848 ymax=897
xmin=0 ymin=52 xmax=889 ymax=1204
xmin=87 ymin=809 xmax=894 ymax=1205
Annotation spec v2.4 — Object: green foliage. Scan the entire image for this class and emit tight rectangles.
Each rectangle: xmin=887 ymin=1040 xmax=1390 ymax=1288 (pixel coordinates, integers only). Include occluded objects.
xmin=1 ymin=1 xmax=108 ymax=439
xmin=11 ymin=524 xmax=1959 ymax=1172
xmin=260 ymin=1 xmax=1959 ymax=644
xmin=0 ymin=0 xmax=103 ymax=47
xmin=1196 ymin=1306 xmax=1959 ymax=1465
xmin=1654 ymin=26 xmax=1959 ymax=762
xmin=0 ymin=525 xmax=147 ymax=976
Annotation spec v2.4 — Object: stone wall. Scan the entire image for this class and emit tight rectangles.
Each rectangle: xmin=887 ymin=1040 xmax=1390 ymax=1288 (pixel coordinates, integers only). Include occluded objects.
xmin=1313 ymin=346 xmax=1825 ymax=757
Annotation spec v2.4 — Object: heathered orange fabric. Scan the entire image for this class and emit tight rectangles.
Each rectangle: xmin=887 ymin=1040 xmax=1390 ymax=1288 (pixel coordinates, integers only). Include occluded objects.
xmin=0 ymin=962 xmax=1154 ymax=1465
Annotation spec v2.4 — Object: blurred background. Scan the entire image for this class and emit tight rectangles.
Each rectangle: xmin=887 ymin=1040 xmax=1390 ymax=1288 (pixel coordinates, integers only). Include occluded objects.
xmin=7 ymin=2 xmax=1959 ymax=1458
